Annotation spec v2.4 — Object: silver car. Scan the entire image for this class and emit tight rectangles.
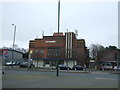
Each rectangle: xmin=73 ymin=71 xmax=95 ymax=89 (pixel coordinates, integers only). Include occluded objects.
xmin=113 ymin=66 xmax=120 ymax=71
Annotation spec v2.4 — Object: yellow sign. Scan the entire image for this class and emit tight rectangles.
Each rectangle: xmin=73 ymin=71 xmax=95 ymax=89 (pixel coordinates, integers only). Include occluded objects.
xmin=30 ymin=50 xmax=33 ymax=54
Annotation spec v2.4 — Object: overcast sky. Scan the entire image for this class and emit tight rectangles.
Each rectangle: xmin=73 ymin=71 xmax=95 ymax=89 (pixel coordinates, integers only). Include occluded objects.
xmin=0 ymin=0 xmax=119 ymax=49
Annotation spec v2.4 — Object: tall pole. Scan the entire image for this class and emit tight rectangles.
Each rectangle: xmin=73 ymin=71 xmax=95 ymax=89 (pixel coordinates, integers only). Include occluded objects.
xmin=12 ymin=24 xmax=16 ymax=67
xmin=115 ymin=52 xmax=119 ymax=73
xmin=56 ymin=0 xmax=60 ymax=76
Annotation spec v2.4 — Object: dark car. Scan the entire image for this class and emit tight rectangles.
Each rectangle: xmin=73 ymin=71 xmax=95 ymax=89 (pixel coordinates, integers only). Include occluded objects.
xmin=19 ymin=62 xmax=35 ymax=68
xmin=29 ymin=64 xmax=35 ymax=68
xmin=15 ymin=62 xmax=20 ymax=65
xmin=58 ymin=65 xmax=71 ymax=70
xmin=72 ymin=65 xmax=84 ymax=70
xmin=19 ymin=62 xmax=29 ymax=68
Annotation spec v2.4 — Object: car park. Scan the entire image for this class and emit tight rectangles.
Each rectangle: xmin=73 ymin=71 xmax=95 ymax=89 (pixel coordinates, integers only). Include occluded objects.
xmin=72 ymin=65 xmax=84 ymax=70
xmin=58 ymin=64 xmax=71 ymax=70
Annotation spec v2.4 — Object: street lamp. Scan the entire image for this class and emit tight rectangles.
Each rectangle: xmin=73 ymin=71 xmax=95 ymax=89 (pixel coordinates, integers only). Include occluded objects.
xmin=12 ymin=24 xmax=16 ymax=67
xmin=56 ymin=0 xmax=60 ymax=76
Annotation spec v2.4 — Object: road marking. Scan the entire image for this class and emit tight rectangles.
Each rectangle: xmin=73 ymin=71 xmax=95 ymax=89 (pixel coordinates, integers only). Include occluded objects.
xmin=95 ymin=78 xmax=118 ymax=80
xmin=91 ymin=72 xmax=109 ymax=74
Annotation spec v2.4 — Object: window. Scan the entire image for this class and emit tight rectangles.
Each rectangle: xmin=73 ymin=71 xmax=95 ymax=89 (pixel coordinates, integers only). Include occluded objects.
xmin=35 ymin=50 xmax=39 ymax=53
xmin=40 ymin=49 xmax=44 ymax=53
xmin=45 ymin=61 xmax=49 ymax=64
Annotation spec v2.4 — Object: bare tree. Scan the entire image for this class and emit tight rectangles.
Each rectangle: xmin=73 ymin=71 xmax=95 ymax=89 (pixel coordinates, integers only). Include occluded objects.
xmin=89 ymin=44 xmax=104 ymax=59
xmin=89 ymin=44 xmax=97 ymax=59
xmin=89 ymin=44 xmax=104 ymax=69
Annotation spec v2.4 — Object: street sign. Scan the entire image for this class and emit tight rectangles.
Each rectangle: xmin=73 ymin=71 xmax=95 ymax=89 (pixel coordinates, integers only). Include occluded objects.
xmin=2 ymin=49 xmax=8 ymax=55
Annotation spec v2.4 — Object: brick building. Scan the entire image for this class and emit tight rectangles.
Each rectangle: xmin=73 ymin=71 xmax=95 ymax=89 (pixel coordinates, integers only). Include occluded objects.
xmin=29 ymin=32 xmax=89 ymax=68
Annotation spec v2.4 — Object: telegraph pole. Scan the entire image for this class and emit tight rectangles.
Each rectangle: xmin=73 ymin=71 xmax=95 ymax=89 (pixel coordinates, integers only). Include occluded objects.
xmin=56 ymin=0 xmax=60 ymax=76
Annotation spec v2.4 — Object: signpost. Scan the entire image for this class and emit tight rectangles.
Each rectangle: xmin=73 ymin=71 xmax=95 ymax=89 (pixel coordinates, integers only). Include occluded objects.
xmin=28 ymin=50 xmax=33 ymax=68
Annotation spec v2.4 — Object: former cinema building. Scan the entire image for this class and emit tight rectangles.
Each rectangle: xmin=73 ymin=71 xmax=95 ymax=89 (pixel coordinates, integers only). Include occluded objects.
xmin=29 ymin=32 xmax=89 ymax=68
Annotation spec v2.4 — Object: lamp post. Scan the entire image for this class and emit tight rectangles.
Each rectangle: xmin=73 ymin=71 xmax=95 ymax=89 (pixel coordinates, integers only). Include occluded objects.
xmin=12 ymin=24 xmax=16 ymax=67
xmin=115 ymin=52 xmax=119 ymax=73
xmin=56 ymin=0 xmax=60 ymax=76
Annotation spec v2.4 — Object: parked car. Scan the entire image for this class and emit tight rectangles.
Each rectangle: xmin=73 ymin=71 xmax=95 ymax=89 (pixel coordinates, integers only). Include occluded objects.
xmin=19 ymin=62 xmax=29 ymax=68
xmin=58 ymin=64 xmax=71 ymax=70
xmin=101 ymin=64 xmax=112 ymax=70
xmin=113 ymin=66 xmax=120 ymax=71
xmin=19 ymin=62 xmax=35 ymax=68
xmin=29 ymin=64 xmax=35 ymax=68
xmin=5 ymin=62 xmax=11 ymax=66
xmin=15 ymin=62 xmax=20 ymax=65
xmin=5 ymin=61 xmax=15 ymax=66
xmin=72 ymin=65 xmax=84 ymax=70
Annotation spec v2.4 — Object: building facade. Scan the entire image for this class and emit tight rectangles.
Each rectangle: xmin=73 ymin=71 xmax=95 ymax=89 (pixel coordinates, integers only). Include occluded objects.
xmin=29 ymin=32 xmax=89 ymax=68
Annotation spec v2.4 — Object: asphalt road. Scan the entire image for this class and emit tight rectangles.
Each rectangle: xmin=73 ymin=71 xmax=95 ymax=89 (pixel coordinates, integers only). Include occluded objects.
xmin=2 ymin=69 xmax=119 ymax=88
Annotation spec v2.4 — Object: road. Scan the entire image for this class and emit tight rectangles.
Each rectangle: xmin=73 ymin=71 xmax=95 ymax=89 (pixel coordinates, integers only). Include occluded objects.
xmin=2 ymin=69 xmax=119 ymax=88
